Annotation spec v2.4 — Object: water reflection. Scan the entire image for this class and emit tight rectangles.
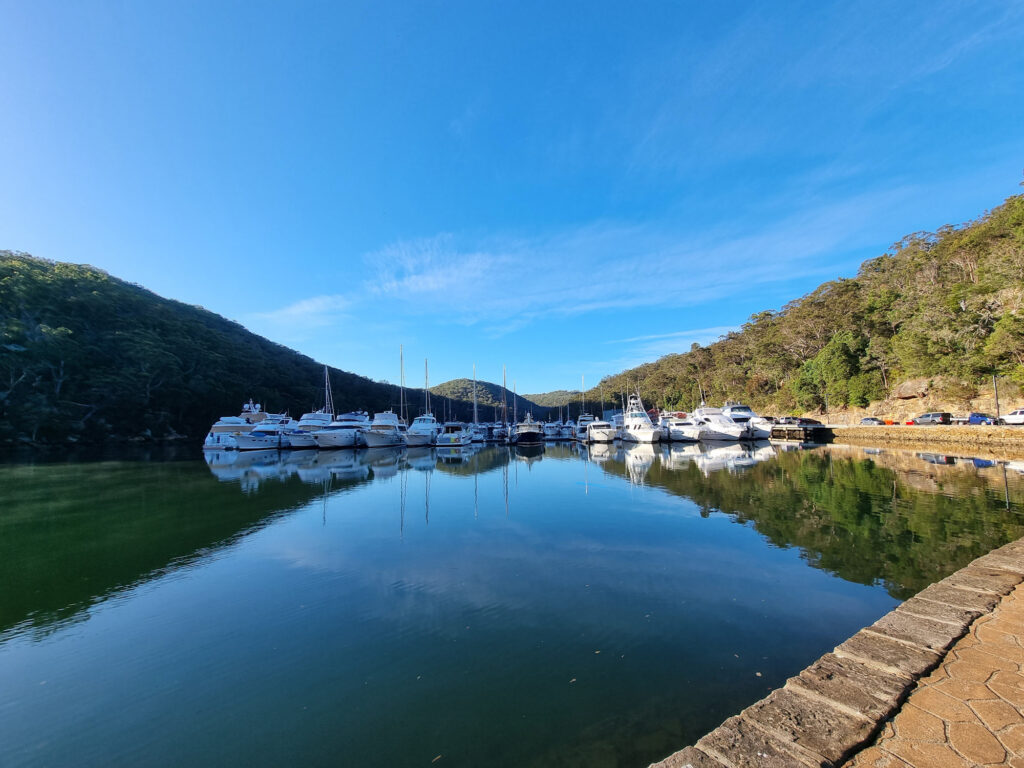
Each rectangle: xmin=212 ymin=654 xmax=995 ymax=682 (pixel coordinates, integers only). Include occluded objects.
xmin=199 ymin=442 xmax=1024 ymax=604
xmin=1 ymin=443 xmax=1023 ymax=768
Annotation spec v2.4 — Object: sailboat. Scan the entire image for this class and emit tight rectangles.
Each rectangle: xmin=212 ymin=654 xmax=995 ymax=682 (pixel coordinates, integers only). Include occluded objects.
xmin=407 ymin=359 xmax=441 ymax=446
xmin=363 ymin=347 xmax=409 ymax=448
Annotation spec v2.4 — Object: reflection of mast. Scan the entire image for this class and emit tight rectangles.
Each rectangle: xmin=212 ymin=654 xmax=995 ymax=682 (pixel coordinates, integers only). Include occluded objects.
xmin=474 ymin=463 xmax=479 ymax=519
xmin=400 ymin=466 xmax=407 ymax=539
xmin=503 ymin=452 xmax=509 ymax=517
xmin=425 ymin=471 xmax=431 ymax=525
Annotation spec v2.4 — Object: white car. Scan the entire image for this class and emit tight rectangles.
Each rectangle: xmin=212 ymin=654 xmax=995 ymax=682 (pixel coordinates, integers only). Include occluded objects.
xmin=1003 ymin=409 xmax=1024 ymax=425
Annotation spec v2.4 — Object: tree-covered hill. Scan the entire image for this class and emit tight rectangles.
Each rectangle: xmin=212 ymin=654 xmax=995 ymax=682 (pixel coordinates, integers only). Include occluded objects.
xmin=583 ymin=193 xmax=1024 ymax=414
xmin=0 ymin=254 xmax=427 ymax=443
xmin=429 ymin=378 xmax=549 ymax=421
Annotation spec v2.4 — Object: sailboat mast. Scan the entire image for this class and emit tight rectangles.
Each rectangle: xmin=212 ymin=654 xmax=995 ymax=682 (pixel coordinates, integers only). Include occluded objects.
xmin=399 ymin=344 xmax=406 ymax=423
xmin=513 ymin=380 xmax=518 ymax=423
xmin=472 ymin=363 xmax=479 ymax=425
xmin=502 ymin=366 xmax=508 ymax=425
xmin=582 ymin=374 xmax=585 ymax=413
xmin=424 ymin=358 xmax=430 ymax=414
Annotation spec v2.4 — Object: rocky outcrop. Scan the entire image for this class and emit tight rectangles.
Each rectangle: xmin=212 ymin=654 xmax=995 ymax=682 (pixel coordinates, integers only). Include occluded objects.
xmin=892 ymin=378 xmax=931 ymax=400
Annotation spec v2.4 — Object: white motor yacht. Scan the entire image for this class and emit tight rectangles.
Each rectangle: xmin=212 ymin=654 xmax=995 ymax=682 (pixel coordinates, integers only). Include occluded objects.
xmin=691 ymin=405 xmax=750 ymax=441
xmin=661 ymin=413 xmax=701 ymax=442
xmin=284 ymin=429 xmax=318 ymax=448
xmin=234 ymin=415 xmax=298 ymax=450
xmin=436 ymin=422 xmax=472 ymax=447
xmin=203 ymin=400 xmax=267 ymax=449
xmin=721 ymin=403 xmax=772 ymax=439
xmin=407 ymin=414 xmax=441 ymax=446
xmin=363 ymin=410 xmax=407 ymax=448
xmin=315 ymin=412 xmax=370 ymax=448
xmin=561 ymin=419 xmax=576 ymax=440
xmin=575 ymin=414 xmax=597 ymax=441
xmin=620 ymin=393 xmax=660 ymax=443
xmin=543 ymin=420 xmax=563 ymax=441
xmin=586 ymin=419 xmax=617 ymax=443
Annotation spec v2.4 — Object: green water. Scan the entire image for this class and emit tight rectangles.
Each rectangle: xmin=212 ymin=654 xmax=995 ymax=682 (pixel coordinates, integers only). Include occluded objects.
xmin=1 ymin=442 xmax=1021 ymax=767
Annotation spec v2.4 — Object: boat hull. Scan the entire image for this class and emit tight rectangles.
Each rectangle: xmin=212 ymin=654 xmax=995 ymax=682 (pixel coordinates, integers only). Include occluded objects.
xmin=315 ymin=430 xmax=358 ymax=448
xmin=515 ymin=428 xmax=544 ymax=445
xmin=363 ymin=430 xmax=406 ymax=448
xmin=235 ymin=433 xmax=290 ymax=450
xmin=406 ymin=431 xmax=435 ymax=447
xmin=587 ymin=427 xmax=617 ymax=443
xmin=621 ymin=427 xmax=660 ymax=443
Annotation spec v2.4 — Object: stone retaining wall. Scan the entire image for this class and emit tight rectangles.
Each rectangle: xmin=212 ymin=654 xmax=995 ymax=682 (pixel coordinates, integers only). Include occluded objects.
xmin=831 ymin=426 xmax=1024 ymax=459
xmin=649 ymin=538 xmax=1024 ymax=768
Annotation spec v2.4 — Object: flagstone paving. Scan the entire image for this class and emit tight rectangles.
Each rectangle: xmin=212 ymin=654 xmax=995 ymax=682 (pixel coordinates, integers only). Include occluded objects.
xmin=846 ymin=581 xmax=1024 ymax=768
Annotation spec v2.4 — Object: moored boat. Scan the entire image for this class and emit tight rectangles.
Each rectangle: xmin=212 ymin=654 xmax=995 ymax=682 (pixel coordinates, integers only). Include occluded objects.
xmin=315 ymin=412 xmax=370 ymax=448
xmin=362 ymin=410 xmax=407 ymax=448
xmin=515 ymin=414 xmax=545 ymax=445
xmin=620 ymin=392 xmax=660 ymax=443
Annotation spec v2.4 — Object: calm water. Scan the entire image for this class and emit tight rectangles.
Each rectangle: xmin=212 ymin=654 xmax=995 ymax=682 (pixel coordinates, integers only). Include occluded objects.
xmin=2 ymin=441 xmax=1023 ymax=767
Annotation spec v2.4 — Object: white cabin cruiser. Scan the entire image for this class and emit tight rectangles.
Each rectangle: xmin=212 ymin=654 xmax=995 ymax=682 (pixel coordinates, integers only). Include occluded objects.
xmin=690 ymin=405 xmax=750 ymax=441
xmin=315 ymin=412 xmax=370 ymax=448
xmin=436 ymin=422 xmax=472 ymax=447
xmin=575 ymin=414 xmax=597 ymax=441
xmin=586 ymin=419 xmax=616 ymax=443
xmin=407 ymin=414 xmax=441 ymax=446
xmin=362 ymin=410 xmax=407 ymax=448
xmin=620 ymin=393 xmax=660 ymax=443
xmin=234 ymin=415 xmax=298 ymax=450
xmin=660 ymin=414 xmax=701 ymax=442
xmin=203 ymin=400 xmax=268 ymax=449
xmin=720 ymin=403 xmax=772 ymax=439
xmin=543 ymin=420 xmax=563 ymax=441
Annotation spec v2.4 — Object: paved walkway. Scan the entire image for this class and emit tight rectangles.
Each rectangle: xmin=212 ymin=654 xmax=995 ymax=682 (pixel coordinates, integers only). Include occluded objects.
xmin=847 ymin=582 xmax=1024 ymax=768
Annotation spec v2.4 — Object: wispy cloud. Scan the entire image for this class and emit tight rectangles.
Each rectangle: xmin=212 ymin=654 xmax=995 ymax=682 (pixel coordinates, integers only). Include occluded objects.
xmin=607 ymin=326 xmax=735 ymax=346
xmin=247 ymin=294 xmax=354 ymax=342
xmin=255 ymin=180 xmax=916 ymax=342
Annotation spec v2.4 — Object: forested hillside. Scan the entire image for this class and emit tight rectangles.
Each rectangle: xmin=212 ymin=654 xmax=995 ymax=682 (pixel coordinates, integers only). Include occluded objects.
xmin=0 ymin=255 xmax=456 ymax=442
xmin=429 ymin=378 xmax=550 ymax=421
xmin=587 ymin=194 xmax=1024 ymax=414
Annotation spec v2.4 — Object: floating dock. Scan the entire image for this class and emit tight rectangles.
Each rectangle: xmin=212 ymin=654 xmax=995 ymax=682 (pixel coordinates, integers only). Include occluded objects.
xmin=770 ymin=424 xmax=833 ymax=442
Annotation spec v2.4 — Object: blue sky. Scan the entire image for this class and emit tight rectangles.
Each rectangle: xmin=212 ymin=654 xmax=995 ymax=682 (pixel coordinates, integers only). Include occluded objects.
xmin=2 ymin=1 xmax=1023 ymax=394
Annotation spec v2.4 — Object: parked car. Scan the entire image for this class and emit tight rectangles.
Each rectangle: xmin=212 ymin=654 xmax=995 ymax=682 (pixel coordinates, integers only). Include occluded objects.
xmin=860 ymin=417 xmax=885 ymax=425
xmin=910 ymin=412 xmax=952 ymax=425
xmin=1001 ymin=409 xmax=1024 ymax=425
xmin=966 ymin=412 xmax=1002 ymax=425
